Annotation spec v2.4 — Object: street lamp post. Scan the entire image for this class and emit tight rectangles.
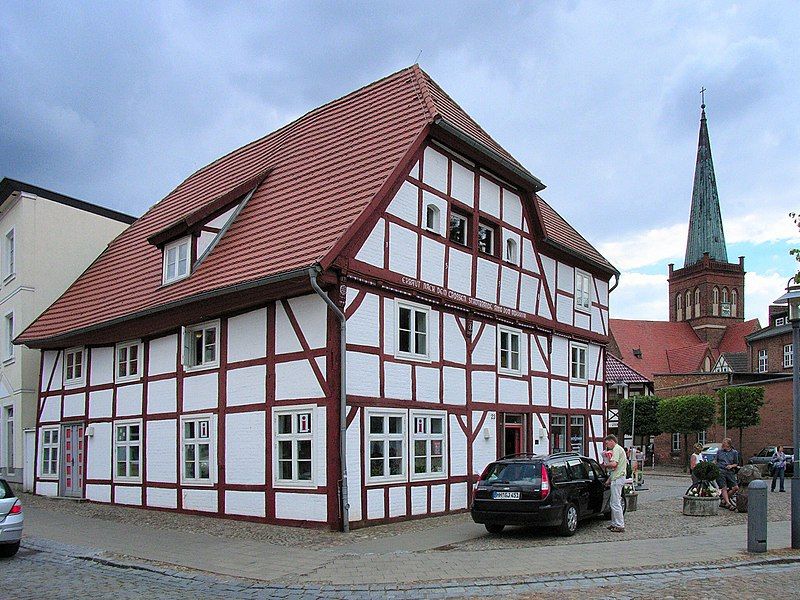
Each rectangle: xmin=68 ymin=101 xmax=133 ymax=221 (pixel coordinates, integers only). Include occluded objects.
xmin=773 ymin=283 xmax=800 ymax=549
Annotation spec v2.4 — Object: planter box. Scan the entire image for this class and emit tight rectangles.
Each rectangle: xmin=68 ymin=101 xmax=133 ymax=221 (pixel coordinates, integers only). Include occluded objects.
xmin=683 ymin=494 xmax=719 ymax=516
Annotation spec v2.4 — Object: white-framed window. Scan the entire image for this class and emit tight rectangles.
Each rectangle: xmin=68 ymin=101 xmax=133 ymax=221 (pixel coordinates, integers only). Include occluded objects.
xmin=181 ymin=415 xmax=214 ymax=484
xmin=274 ymin=407 xmax=314 ymax=487
xmin=115 ymin=340 xmax=141 ymax=382
xmin=4 ymin=228 xmax=14 ymax=279
xmin=498 ymin=326 xmax=522 ymax=375
xmin=758 ymin=349 xmax=768 ymax=373
xmin=40 ymin=427 xmax=59 ymax=478
xmin=424 ymin=204 xmax=441 ymax=234
xmin=163 ymin=236 xmax=191 ymax=284
xmin=449 ymin=211 xmax=469 ymax=246
xmin=570 ymin=342 xmax=587 ymax=382
xmin=366 ymin=409 xmax=406 ymax=483
xmin=395 ymin=300 xmax=429 ymax=360
xmin=3 ymin=406 xmax=13 ymax=472
xmin=410 ymin=411 xmax=446 ymax=480
xmin=3 ymin=311 xmax=13 ymax=361
xmin=574 ymin=270 xmax=591 ymax=311
xmin=697 ymin=430 xmax=706 ymax=446
xmin=672 ymin=432 xmax=681 ymax=452
xmin=776 ymin=317 xmax=786 ymax=327
xmin=114 ymin=420 xmax=142 ymax=482
xmin=505 ymin=238 xmax=518 ymax=264
xmin=784 ymin=344 xmax=793 ymax=369
xmin=182 ymin=320 xmax=220 ymax=370
xmin=64 ymin=347 xmax=86 ymax=387
xmin=477 ymin=222 xmax=496 ymax=255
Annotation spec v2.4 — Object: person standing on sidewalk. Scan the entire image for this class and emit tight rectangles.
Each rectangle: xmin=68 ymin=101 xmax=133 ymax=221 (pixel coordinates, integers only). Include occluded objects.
xmin=690 ymin=443 xmax=704 ymax=484
xmin=603 ymin=434 xmax=628 ymax=533
xmin=771 ymin=445 xmax=788 ymax=492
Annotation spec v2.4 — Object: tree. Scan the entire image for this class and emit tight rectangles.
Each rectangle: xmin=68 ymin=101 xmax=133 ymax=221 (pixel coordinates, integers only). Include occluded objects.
xmin=658 ymin=395 xmax=716 ymax=469
xmin=618 ymin=395 xmax=661 ymax=446
xmin=718 ymin=387 xmax=765 ymax=454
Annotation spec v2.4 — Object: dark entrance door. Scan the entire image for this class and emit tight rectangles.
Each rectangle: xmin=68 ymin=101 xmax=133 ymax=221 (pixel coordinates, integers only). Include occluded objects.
xmin=503 ymin=414 xmax=525 ymax=457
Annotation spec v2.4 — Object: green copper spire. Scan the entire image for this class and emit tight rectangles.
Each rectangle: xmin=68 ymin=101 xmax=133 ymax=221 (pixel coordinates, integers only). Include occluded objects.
xmin=684 ymin=101 xmax=728 ymax=266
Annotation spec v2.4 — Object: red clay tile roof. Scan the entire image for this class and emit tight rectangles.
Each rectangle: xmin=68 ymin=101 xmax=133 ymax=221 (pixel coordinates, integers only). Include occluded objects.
xmin=718 ymin=318 xmax=760 ymax=353
xmin=19 ymin=65 xmax=614 ymax=345
xmin=609 ymin=319 xmax=706 ymax=379
xmin=606 ymin=354 xmax=651 ymax=384
xmin=665 ymin=343 xmax=715 ymax=374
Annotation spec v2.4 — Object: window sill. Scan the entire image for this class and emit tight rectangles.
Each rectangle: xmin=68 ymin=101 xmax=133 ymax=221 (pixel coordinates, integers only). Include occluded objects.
xmin=180 ymin=479 xmax=215 ymax=487
xmin=273 ymin=481 xmax=318 ymax=490
xmin=569 ymin=378 xmax=589 ymax=385
xmin=410 ymin=472 xmax=448 ymax=483
xmin=2 ymin=356 xmax=15 ymax=366
xmin=115 ymin=375 xmax=143 ymax=385
xmin=394 ymin=352 xmax=432 ymax=364
xmin=113 ymin=478 xmax=142 ymax=485
xmin=498 ymin=368 xmax=524 ymax=378
xmin=574 ymin=305 xmax=592 ymax=315
xmin=64 ymin=380 xmax=86 ymax=390
xmin=365 ymin=476 xmax=407 ymax=486
xmin=183 ymin=363 xmax=219 ymax=374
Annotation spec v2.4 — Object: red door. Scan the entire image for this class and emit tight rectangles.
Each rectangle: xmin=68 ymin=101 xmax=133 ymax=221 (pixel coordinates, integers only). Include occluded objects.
xmin=60 ymin=423 xmax=84 ymax=498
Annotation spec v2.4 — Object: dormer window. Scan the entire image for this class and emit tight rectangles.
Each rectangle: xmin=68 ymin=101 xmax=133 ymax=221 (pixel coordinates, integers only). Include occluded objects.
xmin=505 ymin=238 xmax=518 ymax=264
xmin=163 ymin=236 xmax=191 ymax=284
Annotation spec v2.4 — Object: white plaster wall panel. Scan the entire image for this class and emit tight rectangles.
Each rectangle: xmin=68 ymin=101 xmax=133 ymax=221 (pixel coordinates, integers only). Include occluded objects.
xmin=182 ymin=489 xmax=218 ymax=513
xmin=225 ymin=411 xmax=265 ymax=485
xmin=227 ymin=308 xmax=267 ymax=363
xmin=557 ymin=262 xmax=574 ymax=292
xmin=536 ymin=416 xmax=551 ymax=454
xmin=149 ymin=334 xmax=177 ymax=376
xmin=499 ymin=377 xmax=529 ymax=404
xmin=62 ymin=393 xmax=85 ymax=418
xmin=275 ymin=360 xmax=324 ymax=400
xmin=367 ymin=488 xmax=385 ymax=520
xmin=428 ymin=309 xmax=441 ymax=363
xmin=36 ymin=481 xmax=58 ymax=497
xmin=89 ymin=389 xmax=113 ymax=419
xmin=449 ymin=416 xmax=467 ymax=476
xmin=315 ymin=406 xmax=327 ymax=487
xmin=116 ymin=383 xmax=143 ymax=417
xmin=196 ymin=231 xmax=214 ymax=258
xmin=225 ymin=491 xmax=266 ymax=518
xmin=588 ymin=344 xmax=601 ymax=381
xmin=472 ymin=411 xmax=497 ymax=474
xmin=519 ymin=273 xmax=537 ymax=314
xmin=287 ymin=295 xmax=328 ymax=350
xmin=503 ymin=191 xmax=523 ymax=230
xmin=551 ymin=379 xmax=569 ymax=409
xmin=183 ymin=373 xmax=218 ymax=411
xmin=596 ymin=279 xmax=609 ymax=306
xmin=41 ymin=351 xmax=60 ymax=390
xmin=388 ymin=222 xmax=418 ymax=278
xmin=420 ymin=235 xmax=445 ymax=287
xmin=570 ymin=385 xmax=588 ymax=410
xmin=346 ymin=352 xmax=380 ymax=398
xmin=556 ymin=294 xmax=573 ymax=325
xmin=540 ymin=255 xmax=557 ymax=298
xmin=450 ymin=482 xmax=468 ymax=510
xmin=410 ymin=159 xmax=420 ymax=179
xmin=207 ymin=205 xmax=237 ymax=228
xmin=40 ymin=395 xmax=61 ymax=423
xmin=355 ymin=218 xmax=386 ymax=268
xmin=86 ymin=422 xmax=112 ymax=480
xmin=588 ymin=385 xmax=602 ymax=411
xmin=443 ymin=314 xmax=467 ymax=364
xmin=275 ymin=492 xmax=327 ymax=522
xmin=115 ymin=486 xmax=142 ymax=506
xmin=90 ymin=346 xmax=114 ymax=386
xmin=537 ymin=279 xmax=553 ymax=321
xmin=275 ymin=301 xmax=302 ymax=354
xmin=386 ymin=181 xmax=419 ymax=226
xmin=226 ymin=365 xmax=267 ymax=407
xmin=592 ymin=414 xmax=604 ymax=439
xmin=551 ymin=336 xmax=569 ymax=377
xmin=146 ymin=419 xmax=176 ymax=483
xmin=431 ymin=484 xmax=446 ymax=513
xmin=530 ymin=335 xmax=548 ymax=373
xmin=411 ymin=485 xmax=428 ymax=515
xmin=147 ymin=487 xmax=177 ymax=509
xmin=389 ymin=486 xmax=406 ymax=517
xmin=472 ymin=324 xmax=496 ymax=365
xmin=592 ymin=441 xmax=604 ymax=462
xmin=447 ymin=248 xmax=472 ymax=296
xmin=522 ymin=239 xmax=538 ymax=274
xmin=443 ymin=366 xmax=466 ymax=405
xmin=450 ymin=160 xmax=474 ymax=206
xmin=532 ymin=377 xmax=550 ymax=407
xmin=479 ymin=176 xmax=501 ymax=218
xmin=346 ymin=292 xmax=380 ymax=347
xmin=471 ymin=371 xmax=497 ymax=404
xmin=422 ymin=191 xmax=448 ymax=235
xmin=86 ymin=484 xmax=111 ymax=503
xmin=383 ymin=298 xmax=395 ymax=356
xmin=146 ymin=378 xmax=177 ymax=414
xmin=499 ymin=266 xmax=519 ymax=308
xmin=346 ymin=415 xmax=362 ymax=522
xmin=423 ymin=146 xmax=448 ymax=192
xmin=574 ymin=311 xmax=590 ymax=330
xmin=591 ymin=306 xmax=604 ymax=334
xmin=415 ymin=366 xmax=440 ymax=403
xmin=600 ymin=309 xmax=609 ymax=335
xmin=476 ymin=258 xmax=499 ymax=303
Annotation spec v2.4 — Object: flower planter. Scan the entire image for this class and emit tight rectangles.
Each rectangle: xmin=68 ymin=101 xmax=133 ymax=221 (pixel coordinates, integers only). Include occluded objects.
xmin=683 ymin=494 xmax=719 ymax=516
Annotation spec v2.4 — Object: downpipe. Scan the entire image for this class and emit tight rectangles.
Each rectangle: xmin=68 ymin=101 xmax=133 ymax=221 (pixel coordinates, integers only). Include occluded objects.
xmin=309 ymin=266 xmax=350 ymax=533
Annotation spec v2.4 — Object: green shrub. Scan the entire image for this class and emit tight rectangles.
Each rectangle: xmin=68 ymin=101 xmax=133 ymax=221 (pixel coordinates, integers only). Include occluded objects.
xmin=692 ymin=461 xmax=719 ymax=482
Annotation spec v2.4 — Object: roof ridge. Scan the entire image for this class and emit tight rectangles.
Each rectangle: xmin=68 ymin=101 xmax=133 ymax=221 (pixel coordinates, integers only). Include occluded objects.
xmin=410 ymin=64 xmax=439 ymax=122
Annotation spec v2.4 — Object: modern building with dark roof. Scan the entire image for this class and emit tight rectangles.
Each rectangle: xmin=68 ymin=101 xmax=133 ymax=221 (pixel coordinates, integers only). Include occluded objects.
xmin=19 ymin=66 xmax=616 ymax=529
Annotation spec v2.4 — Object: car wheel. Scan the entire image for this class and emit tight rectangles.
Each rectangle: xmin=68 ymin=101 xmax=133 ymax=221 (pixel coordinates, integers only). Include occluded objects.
xmin=559 ymin=503 xmax=579 ymax=537
xmin=485 ymin=523 xmax=505 ymax=534
xmin=0 ymin=542 xmax=20 ymax=558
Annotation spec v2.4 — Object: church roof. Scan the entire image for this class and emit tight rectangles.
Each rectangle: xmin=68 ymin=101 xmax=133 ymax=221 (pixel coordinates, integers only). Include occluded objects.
xmin=718 ymin=319 xmax=761 ymax=353
xmin=684 ymin=104 xmax=728 ymax=266
xmin=609 ymin=319 xmax=705 ymax=379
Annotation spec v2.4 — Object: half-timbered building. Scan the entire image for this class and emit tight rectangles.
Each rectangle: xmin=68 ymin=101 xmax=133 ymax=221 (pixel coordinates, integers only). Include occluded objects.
xmin=18 ymin=66 xmax=617 ymax=529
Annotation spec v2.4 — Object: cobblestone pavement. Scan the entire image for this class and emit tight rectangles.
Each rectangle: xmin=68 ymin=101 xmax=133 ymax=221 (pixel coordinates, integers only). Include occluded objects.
xmin=3 ymin=538 xmax=800 ymax=599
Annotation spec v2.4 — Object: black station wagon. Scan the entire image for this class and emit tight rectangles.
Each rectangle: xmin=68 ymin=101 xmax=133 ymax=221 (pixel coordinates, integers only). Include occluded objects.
xmin=471 ymin=452 xmax=625 ymax=536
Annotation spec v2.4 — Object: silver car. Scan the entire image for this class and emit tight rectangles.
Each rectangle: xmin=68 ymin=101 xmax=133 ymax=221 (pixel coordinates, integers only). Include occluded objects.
xmin=0 ymin=479 xmax=22 ymax=558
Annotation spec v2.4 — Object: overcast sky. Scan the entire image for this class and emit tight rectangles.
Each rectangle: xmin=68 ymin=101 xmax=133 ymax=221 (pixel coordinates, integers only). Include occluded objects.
xmin=2 ymin=1 xmax=798 ymax=324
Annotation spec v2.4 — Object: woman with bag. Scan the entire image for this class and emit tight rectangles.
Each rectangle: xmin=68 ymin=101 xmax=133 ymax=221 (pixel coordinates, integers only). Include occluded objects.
xmin=771 ymin=445 xmax=787 ymax=492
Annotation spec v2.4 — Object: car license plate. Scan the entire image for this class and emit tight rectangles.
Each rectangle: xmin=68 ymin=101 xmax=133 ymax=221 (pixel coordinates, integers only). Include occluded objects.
xmin=492 ymin=491 xmax=520 ymax=500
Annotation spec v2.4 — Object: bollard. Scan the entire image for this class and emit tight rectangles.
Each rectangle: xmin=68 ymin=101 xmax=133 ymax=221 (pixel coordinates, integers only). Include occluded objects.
xmin=747 ymin=480 xmax=768 ymax=553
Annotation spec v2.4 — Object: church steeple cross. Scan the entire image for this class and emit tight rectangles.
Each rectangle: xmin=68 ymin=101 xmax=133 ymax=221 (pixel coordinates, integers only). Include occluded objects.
xmin=700 ymin=87 xmax=706 ymax=108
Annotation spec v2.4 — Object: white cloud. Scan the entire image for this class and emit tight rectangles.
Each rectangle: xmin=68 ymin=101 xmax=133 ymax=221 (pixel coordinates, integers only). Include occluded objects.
xmin=725 ymin=212 xmax=800 ymax=245
xmin=745 ymin=270 xmax=794 ymax=323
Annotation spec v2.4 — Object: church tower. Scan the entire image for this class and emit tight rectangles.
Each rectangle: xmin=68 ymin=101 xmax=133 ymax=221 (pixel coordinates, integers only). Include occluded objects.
xmin=668 ymin=98 xmax=745 ymax=347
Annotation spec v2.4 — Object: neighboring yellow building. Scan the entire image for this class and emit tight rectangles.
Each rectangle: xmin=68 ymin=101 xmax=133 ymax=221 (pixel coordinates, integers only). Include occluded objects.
xmin=0 ymin=178 xmax=135 ymax=489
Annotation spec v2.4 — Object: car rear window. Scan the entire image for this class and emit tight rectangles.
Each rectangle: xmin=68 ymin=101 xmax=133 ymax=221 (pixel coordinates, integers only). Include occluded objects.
xmin=482 ymin=462 xmax=540 ymax=484
xmin=0 ymin=480 xmax=14 ymax=499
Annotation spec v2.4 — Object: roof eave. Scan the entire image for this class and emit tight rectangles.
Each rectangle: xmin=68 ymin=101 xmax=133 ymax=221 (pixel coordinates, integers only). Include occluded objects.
xmin=541 ymin=235 xmax=619 ymax=277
